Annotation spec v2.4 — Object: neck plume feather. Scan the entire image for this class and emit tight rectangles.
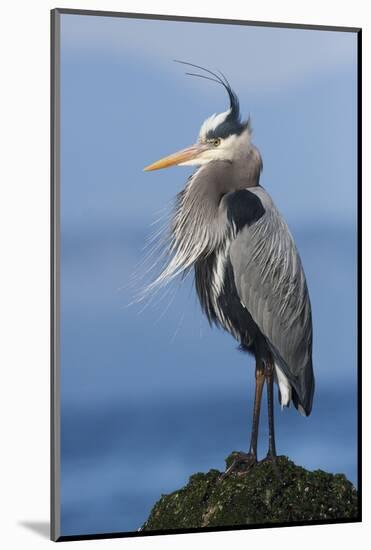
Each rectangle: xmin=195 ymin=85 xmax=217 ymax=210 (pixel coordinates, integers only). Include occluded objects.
xmin=143 ymin=168 xmax=226 ymax=296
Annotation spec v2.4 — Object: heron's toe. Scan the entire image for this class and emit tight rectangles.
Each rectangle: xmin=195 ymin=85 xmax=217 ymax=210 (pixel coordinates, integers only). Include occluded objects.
xmin=220 ymin=451 xmax=257 ymax=479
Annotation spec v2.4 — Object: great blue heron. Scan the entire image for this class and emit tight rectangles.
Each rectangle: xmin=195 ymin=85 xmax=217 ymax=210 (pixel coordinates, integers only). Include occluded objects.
xmin=143 ymin=62 xmax=314 ymax=475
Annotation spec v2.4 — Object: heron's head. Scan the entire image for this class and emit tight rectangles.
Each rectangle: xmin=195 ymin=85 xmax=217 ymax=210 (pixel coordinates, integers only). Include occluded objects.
xmin=144 ymin=62 xmax=251 ymax=172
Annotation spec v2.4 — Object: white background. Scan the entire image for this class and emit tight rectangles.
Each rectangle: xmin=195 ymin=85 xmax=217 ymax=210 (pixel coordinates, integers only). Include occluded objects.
xmin=0 ymin=1 xmax=368 ymax=548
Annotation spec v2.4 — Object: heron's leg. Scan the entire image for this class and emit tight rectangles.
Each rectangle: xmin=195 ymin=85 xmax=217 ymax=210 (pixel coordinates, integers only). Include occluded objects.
xmin=248 ymin=360 xmax=265 ymax=456
xmin=265 ymin=358 xmax=277 ymax=458
xmin=221 ymin=361 xmax=265 ymax=477
xmin=261 ymin=359 xmax=282 ymax=481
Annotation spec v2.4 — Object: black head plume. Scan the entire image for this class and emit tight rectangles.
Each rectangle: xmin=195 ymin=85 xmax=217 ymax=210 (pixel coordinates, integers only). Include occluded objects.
xmin=174 ymin=60 xmax=249 ymax=139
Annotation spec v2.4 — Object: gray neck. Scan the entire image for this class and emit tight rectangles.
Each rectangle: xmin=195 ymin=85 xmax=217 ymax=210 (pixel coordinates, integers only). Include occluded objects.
xmin=148 ymin=145 xmax=263 ymax=290
xmin=183 ymin=144 xmax=263 ymax=212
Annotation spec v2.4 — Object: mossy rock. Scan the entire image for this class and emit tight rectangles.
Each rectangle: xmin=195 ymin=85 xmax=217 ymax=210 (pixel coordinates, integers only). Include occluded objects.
xmin=141 ymin=453 xmax=358 ymax=531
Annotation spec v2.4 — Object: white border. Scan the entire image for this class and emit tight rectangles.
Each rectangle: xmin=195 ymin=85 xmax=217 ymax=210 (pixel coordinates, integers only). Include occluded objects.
xmin=1 ymin=1 xmax=368 ymax=548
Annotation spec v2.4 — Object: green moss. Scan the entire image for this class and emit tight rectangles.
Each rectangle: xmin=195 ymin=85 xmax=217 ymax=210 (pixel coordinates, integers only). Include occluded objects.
xmin=141 ymin=454 xmax=358 ymax=531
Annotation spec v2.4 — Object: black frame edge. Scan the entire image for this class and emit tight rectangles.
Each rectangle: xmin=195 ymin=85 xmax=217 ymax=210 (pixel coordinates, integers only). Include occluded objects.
xmin=51 ymin=7 xmax=61 ymax=543
xmin=54 ymin=7 xmax=361 ymax=33
xmin=356 ymin=28 xmax=362 ymax=522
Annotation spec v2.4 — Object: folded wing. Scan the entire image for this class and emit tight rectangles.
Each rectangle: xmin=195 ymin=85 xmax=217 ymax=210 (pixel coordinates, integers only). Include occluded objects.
xmin=226 ymin=186 xmax=315 ymax=415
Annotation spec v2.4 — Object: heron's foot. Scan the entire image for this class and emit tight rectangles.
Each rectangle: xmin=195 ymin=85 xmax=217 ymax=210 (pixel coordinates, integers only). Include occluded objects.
xmin=260 ymin=452 xmax=282 ymax=481
xmin=220 ymin=451 xmax=257 ymax=479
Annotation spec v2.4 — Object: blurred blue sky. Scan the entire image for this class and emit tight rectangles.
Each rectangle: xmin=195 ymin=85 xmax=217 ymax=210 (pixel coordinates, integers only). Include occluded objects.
xmin=59 ymin=14 xmax=358 ymax=536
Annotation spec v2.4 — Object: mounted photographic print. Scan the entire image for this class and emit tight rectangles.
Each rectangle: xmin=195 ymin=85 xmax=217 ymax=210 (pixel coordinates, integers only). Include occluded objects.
xmin=51 ymin=8 xmax=361 ymax=542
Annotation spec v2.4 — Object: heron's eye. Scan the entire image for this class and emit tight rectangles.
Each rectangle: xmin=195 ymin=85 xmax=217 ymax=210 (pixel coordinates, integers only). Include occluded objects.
xmin=211 ymin=138 xmax=221 ymax=147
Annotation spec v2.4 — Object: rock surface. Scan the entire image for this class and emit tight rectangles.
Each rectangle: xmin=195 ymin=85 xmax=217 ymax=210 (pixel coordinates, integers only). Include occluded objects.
xmin=142 ymin=453 xmax=358 ymax=531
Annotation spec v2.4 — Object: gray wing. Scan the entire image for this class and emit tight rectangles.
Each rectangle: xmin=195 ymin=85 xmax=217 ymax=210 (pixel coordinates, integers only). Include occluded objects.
xmin=229 ymin=186 xmax=314 ymax=415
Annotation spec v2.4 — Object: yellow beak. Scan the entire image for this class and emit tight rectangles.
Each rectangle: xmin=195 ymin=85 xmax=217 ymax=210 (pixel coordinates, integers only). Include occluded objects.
xmin=143 ymin=143 xmax=208 ymax=172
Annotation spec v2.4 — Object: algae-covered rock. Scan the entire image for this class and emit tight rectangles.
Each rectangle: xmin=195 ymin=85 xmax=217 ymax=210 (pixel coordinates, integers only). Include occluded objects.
xmin=141 ymin=453 xmax=358 ymax=531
